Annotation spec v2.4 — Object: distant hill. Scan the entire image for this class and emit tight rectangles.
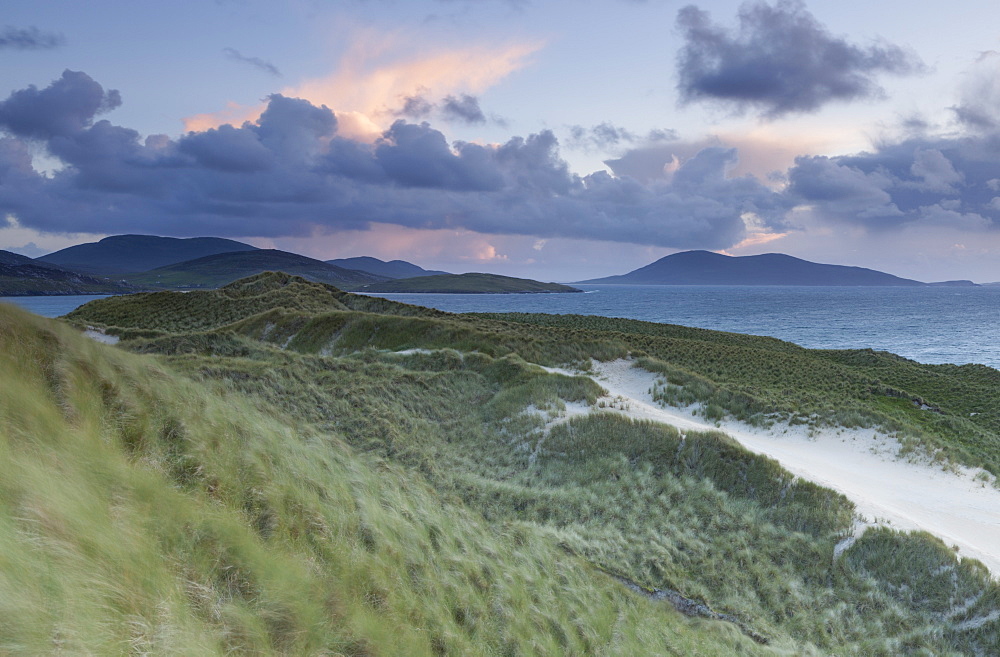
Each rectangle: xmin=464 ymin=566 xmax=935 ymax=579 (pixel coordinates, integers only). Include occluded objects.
xmin=356 ymin=272 xmax=583 ymax=294
xmin=38 ymin=235 xmax=259 ymax=275
xmin=0 ymin=249 xmax=141 ymax=296
xmin=325 ymin=256 xmax=450 ymax=279
xmin=579 ymin=250 xmax=926 ymax=286
xmin=124 ymin=249 xmax=389 ymax=290
xmin=0 ymin=250 xmax=40 ymax=267
xmin=928 ymin=280 xmax=978 ymax=287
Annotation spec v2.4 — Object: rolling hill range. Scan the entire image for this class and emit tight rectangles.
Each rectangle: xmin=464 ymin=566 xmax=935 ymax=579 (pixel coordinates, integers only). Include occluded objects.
xmin=0 ymin=249 xmax=141 ymax=295
xmin=38 ymin=234 xmax=259 ymax=276
xmin=356 ymin=272 xmax=583 ymax=294
xmin=29 ymin=272 xmax=1000 ymax=654
xmin=325 ymin=256 xmax=450 ymax=279
xmin=580 ymin=250 xmax=927 ymax=286
xmin=123 ymin=249 xmax=388 ymax=289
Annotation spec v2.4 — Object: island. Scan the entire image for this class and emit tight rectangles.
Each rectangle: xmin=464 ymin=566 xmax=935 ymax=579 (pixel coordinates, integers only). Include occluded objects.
xmin=579 ymin=250 xmax=929 ymax=286
xmin=353 ymin=272 xmax=583 ymax=294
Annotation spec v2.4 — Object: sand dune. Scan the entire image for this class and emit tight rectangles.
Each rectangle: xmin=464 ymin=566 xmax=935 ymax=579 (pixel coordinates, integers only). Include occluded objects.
xmin=545 ymin=359 xmax=1000 ymax=577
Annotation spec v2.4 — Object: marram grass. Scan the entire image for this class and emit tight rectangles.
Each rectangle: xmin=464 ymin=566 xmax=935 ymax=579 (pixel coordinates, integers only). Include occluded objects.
xmin=11 ymin=271 xmax=1000 ymax=654
xmin=1 ymin=302 xmax=773 ymax=655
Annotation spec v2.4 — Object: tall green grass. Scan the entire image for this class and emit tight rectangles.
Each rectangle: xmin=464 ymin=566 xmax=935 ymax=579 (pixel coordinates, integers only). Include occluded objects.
xmin=71 ymin=275 xmax=1000 ymax=476
xmin=52 ymin=273 xmax=1000 ymax=654
xmin=116 ymin=333 xmax=1000 ymax=654
xmin=3 ymin=304 xmax=786 ymax=655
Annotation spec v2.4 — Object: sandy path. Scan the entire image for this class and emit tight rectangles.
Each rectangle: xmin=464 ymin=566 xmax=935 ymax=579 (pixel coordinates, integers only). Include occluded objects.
xmin=83 ymin=328 xmax=119 ymax=345
xmin=546 ymin=359 xmax=1000 ymax=576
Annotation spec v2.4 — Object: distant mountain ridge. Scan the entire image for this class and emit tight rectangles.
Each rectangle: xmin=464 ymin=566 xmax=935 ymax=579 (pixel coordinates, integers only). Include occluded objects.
xmin=579 ymin=250 xmax=930 ymax=286
xmin=0 ymin=250 xmax=41 ymax=267
xmin=124 ymin=249 xmax=389 ymax=290
xmin=0 ymin=249 xmax=142 ymax=295
xmin=38 ymin=235 xmax=259 ymax=275
xmin=325 ymin=256 xmax=450 ymax=279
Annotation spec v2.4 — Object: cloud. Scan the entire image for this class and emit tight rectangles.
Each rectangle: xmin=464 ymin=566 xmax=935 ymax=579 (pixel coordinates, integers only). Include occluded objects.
xmin=374 ymin=120 xmax=503 ymax=190
xmin=0 ymin=26 xmax=64 ymax=51
xmin=675 ymin=0 xmax=924 ymax=118
xmin=223 ymin=47 xmax=281 ymax=77
xmin=396 ymin=93 xmax=503 ymax=127
xmin=0 ymin=71 xmax=791 ymax=253
xmin=186 ymin=30 xmax=540 ymax=139
xmin=0 ymin=70 xmax=121 ymax=139
xmin=0 ymin=214 xmax=99 ymax=258
xmin=397 ymin=94 xmax=434 ymax=119
xmin=952 ymin=51 xmax=1000 ymax=131
xmin=603 ymin=129 xmax=834 ymax=184
xmin=440 ymin=94 xmax=486 ymax=124
xmin=566 ymin=122 xmax=677 ymax=153
xmin=787 ymin=132 xmax=1000 ymax=230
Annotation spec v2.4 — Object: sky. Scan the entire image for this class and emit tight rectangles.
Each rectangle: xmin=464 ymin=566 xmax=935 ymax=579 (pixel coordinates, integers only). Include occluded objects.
xmin=1 ymin=0 xmax=999 ymax=282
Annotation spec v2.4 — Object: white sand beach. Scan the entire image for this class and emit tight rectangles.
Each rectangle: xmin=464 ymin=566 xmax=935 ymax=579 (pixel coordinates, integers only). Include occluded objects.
xmin=545 ymin=359 xmax=1000 ymax=577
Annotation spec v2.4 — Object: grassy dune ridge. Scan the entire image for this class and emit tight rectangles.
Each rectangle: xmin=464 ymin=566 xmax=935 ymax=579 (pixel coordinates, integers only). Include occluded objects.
xmin=4 ymin=271 xmax=999 ymax=654
xmin=2 ymin=303 xmax=766 ymax=655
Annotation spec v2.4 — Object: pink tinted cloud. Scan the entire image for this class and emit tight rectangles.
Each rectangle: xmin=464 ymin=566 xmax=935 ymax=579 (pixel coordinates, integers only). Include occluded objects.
xmin=183 ymin=30 xmax=540 ymax=139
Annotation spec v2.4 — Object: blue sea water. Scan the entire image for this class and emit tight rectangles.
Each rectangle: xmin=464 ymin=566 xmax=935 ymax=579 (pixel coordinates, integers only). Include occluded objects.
xmin=5 ymin=285 xmax=1000 ymax=369
xmin=1 ymin=295 xmax=111 ymax=319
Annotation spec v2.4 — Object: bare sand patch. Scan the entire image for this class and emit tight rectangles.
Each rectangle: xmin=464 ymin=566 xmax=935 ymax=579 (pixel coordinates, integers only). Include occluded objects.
xmin=83 ymin=327 xmax=119 ymax=345
xmin=546 ymin=358 xmax=1000 ymax=577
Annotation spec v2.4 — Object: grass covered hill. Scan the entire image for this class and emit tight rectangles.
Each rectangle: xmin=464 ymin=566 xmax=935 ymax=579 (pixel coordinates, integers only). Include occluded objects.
xmin=123 ymin=249 xmax=388 ymax=290
xmin=7 ymin=271 xmax=1000 ymax=654
xmin=5 ymin=302 xmax=752 ymax=656
xmin=356 ymin=272 xmax=583 ymax=294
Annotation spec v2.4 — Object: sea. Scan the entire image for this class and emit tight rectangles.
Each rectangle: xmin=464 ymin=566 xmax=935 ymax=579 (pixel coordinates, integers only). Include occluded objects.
xmin=4 ymin=284 xmax=1000 ymax=370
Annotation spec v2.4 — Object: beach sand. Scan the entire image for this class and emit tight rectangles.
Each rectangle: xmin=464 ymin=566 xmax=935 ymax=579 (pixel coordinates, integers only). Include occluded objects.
xmin=543 ymin=358 xmax=1000 ymax=577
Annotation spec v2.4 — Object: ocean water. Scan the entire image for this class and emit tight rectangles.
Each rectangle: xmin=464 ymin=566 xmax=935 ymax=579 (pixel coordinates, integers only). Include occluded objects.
xmin=369 ymin=285 xmax=1000 ymax=369
xmin=1 ymin=295 xmax=112 ymax=319
xmin=5 ymin=285 xmax=1000 ymax=369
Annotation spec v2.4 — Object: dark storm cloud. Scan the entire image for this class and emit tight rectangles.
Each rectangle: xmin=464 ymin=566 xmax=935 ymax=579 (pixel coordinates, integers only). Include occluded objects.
xmin=254 ymin=94 xmax=337 ymax=157
xmin=0 ymin=26 xmax=64 ymax=51
xmin=374 ymin=121 xmax=503 ymax=190
xmin=179 ymin=123 xmax=275 ymax=172
xmin=675 ymin=1 xmax=924 ymax=118
xmin=0 ymin=70 xmax=794 ymax=249
xmin=223 ymin=47 xmax=282 ymax=77
xmin=0 ymin=70 xmax=121 ymax=139
xmin=788 ymin=133 xmax=1000 ymax=230
xmin=440 ymin=94 xmax=487 ymax=124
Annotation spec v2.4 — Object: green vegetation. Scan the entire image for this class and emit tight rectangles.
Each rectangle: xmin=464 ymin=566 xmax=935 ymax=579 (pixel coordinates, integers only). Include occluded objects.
xmin=468 ymin=312 xmax=1000 ymax=475
xmin=355 ymin=272 xmax=583 ymax=294
xmin=1 ymin=303 xmax=766 ymax=656
xmin=5 ymin=271 xmax=1000 ymax=654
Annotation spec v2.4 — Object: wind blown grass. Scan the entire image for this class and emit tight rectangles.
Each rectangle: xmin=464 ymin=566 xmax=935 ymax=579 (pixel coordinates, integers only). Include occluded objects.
xmin=37 ymin=272 xmax=1000 ymax=654
xmin=3 ymin=303 xmax=775 ymax=655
